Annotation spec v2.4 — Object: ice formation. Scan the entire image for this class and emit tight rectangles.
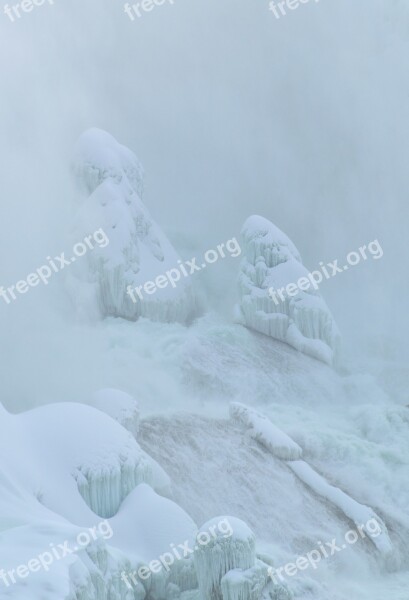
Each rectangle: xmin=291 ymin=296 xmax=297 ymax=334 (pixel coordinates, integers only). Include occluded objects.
xmin=230 ymin=402 xmax=303 ymax=461
xmin=220 ymin=560 xmax=269 ymax=600
xmin=236 ymin=215 xmax=341 ymax=365
xmin=194 ymin=517 xmax=259 ymax=600
xmin=67 ymin=128 xmax=200 ymax=323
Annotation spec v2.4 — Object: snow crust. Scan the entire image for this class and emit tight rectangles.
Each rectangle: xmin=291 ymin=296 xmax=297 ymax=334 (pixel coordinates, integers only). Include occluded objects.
xmin=236 ymin=215 xmax=341 ymax=365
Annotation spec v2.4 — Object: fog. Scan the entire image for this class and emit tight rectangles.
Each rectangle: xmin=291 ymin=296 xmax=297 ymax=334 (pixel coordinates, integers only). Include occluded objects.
xmin=0 ymin=0 xmax=408 ymax=411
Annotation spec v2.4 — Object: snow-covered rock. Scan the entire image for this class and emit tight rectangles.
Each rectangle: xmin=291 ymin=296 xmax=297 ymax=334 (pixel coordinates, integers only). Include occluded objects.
xmin=67 ymin=128 xmax=200 ymax=324
xmin=230 ymin=402 xmax=303 ymax=461
xmin=236 ymin=215 xmax=341 ymax=365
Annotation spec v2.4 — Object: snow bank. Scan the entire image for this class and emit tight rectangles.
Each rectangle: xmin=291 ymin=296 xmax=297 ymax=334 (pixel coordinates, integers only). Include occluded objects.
xmin=68 ymin=128 xmax=200 ymax=324
xmin=230 ymin=402 xmax=303 ymax=461
xmin=236 ymin=215 xmax=341 ymax=365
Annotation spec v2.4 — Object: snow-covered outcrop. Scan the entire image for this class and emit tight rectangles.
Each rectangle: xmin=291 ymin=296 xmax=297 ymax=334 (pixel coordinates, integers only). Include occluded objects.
xmin=67 ymin=128 xmax=200 ymax=324
xmin=236 ymin=215 xmax=341 ymax=365
xmin=230 ymin=402 xmax=303 ymax=461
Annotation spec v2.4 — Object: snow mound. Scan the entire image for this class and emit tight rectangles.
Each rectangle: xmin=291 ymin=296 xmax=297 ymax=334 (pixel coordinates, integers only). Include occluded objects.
xmin=230 ymin=402 xmax=303 ymax=461
xmin=236 ymin=215 xmax=341 ymax=365
xmin=67 ymin=128 xmax=200 ymax=324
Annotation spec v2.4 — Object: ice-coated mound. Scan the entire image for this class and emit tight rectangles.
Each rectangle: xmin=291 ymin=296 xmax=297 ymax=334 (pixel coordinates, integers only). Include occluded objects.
xmin=194 ymin=516 xmax=256 ymax=600
xmin=67 ymin=128 xmax=200 ymax=323
xmin=236 ymin=215 xmax=341 ymax=365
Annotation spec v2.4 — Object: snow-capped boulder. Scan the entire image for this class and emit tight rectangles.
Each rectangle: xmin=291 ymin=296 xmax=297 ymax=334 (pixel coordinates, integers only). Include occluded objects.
xmin=236 ymin=215 xmax=341 ymax=365
xmin=67 ymin=128 xmax=200 ymax=324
